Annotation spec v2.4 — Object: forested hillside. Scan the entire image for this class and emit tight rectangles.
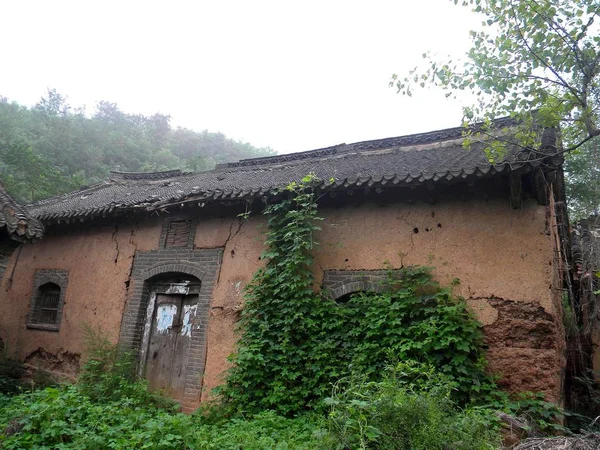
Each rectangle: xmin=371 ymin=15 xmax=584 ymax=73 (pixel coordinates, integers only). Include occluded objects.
xmin=0 ymin=90 xmax=275 ymax=203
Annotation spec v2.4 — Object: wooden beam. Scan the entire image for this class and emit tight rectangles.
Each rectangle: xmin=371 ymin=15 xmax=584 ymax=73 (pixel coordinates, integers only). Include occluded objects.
xmin=533 ymin=168 xmax=548 ymax=206
xmin=509 ymin=172 xmax=522 ymax=209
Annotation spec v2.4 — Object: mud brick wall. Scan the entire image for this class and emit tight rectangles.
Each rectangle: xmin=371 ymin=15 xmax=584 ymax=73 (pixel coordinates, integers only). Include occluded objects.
xmin=481 ymin=298 xmax=562 ymax=400
xmin=0 ymin=187 xmax=566 ymax=408
xmin=0 ymin=239 xmax=18 ymax=282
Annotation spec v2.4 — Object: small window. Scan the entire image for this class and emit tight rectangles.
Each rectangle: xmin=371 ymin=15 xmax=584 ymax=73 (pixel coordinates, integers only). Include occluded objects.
xmin=28 ymin=274 xmax=67 ymax=331
xmin=164 ymin=220 xmax=192 ymax=248
xmin=36 ymin=284 xmax=61 ymax=324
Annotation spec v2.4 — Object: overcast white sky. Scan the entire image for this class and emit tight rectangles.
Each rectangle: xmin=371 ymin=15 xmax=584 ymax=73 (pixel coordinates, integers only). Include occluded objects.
xmin=0 ymin=0 xmax=481 ymax=154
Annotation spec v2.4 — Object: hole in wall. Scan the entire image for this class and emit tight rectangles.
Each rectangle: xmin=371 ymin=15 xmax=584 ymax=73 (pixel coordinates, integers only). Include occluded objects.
xmin=413 ymin=227 xmax=419 ymax=234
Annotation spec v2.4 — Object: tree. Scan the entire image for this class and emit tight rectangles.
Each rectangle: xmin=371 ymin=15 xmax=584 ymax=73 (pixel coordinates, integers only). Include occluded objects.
xmin=0 ymin=91 xmax=276 ymax=202
xmin=564 ymin=138 xmax=600 ymax=219
xmin=392 ymin=0 xmax=600 ymax=156
xmin=34 ymin=88 xmax=70 ymax=117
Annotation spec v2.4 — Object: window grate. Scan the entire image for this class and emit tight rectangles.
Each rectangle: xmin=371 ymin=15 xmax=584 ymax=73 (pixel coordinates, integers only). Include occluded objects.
xmin=39 ymin=291 xmax=60 ymax=308
xmin=27 ymin=272 xmax=68 ymax=331
xmin=31 ymin=286 xmax=62 ymax=326
xmin=39 ymin=308 xmax=58 ymax=324
xmin=37 ymin=290 xmax=60 ymax=324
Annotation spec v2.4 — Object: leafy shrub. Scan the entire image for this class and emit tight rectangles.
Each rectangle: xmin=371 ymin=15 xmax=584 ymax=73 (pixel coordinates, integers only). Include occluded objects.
xmin=188 ymin=411 xmax=333 ymax=450
xmin=77 ymin=326 xmax=177 ymax=410
xmin=503 ymin=392 xmax=566 ymax=435
xmin=325 ymin=361 xmax=501 ymax=450
xmin=0 ymin=385 xmax=330 ymax=449
xmin=0 ymin=326 xmax=331 ymax=449
xmin=0 ymin=355 xmax=25 ymax=396
xmin=0 ymin=352 xmax=56 ymax=396
xmin=329 ymin=266 xmax=489 ymax=404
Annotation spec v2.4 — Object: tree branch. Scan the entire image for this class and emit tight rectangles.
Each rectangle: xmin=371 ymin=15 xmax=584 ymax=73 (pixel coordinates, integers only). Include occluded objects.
xmin=509 ymin=2 xmax=585 ymax=107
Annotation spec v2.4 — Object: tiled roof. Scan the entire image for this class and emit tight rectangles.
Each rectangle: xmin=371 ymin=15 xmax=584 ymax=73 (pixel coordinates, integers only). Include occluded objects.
xmin=0 ymin=184 xmax=44 ymax=240
xmin=29 ymin=121 xmax=562 ymax=223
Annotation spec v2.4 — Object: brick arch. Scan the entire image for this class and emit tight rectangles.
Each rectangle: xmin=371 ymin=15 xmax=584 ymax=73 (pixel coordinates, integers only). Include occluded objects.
xmin=139 ymin=261 xmax=207 ymax=282
xmin=330 ymin=280 xmax=384 ymax=301
xmin=33 ymin=271 xmax=68 ymax=291
xmin=322 ymin=269 xmax=400 ymax=301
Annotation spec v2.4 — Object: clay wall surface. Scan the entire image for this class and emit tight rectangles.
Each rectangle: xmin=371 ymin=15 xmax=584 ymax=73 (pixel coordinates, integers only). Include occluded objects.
xmin=0 ymin=186 xmax=564 ymax=404
xmin=0 ymin=238 xmax=19 ymax=282
xmin=310 ymin=196 xmax=562 ymax=402
xmin=0 ymin=218 xmax=162 ymax=376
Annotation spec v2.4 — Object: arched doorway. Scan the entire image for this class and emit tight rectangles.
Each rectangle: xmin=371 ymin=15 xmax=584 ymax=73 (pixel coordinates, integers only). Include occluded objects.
xmin=139 ymin=272 xmax=201 ymax=402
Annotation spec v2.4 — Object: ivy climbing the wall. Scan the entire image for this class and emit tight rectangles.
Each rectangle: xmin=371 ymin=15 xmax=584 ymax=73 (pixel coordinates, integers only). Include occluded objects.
xmin=220 ymin=174 xmax=493 ymax=416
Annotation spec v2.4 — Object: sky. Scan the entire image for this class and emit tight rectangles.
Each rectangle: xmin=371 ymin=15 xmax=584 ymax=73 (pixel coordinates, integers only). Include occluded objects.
xmin=0 ymin=0 xmax=481 ymax=154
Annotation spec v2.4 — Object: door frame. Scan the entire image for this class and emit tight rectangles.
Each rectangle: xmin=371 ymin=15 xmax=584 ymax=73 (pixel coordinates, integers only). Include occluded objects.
xmin=138 ymin=280 xmax=202 ymax=378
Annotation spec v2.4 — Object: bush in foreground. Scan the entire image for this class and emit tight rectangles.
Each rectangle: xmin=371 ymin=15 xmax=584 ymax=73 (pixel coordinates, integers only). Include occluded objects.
xmin=0 ymin=386 xmax=330 ymax=449
xmin=0 ymin=361 xmax=503 ymax=449
xmin=325 ymin=362 xmax=501 ymax=450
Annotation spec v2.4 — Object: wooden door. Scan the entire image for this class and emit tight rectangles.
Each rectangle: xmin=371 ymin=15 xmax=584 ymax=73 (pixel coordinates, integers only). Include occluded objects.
xmin=145 ymin=293 xmax=198 ymax=401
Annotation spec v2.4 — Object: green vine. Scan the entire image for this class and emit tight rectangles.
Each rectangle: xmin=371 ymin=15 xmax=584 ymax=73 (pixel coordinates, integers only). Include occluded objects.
xmin=220 ymin=174 xmax=493 ymax=415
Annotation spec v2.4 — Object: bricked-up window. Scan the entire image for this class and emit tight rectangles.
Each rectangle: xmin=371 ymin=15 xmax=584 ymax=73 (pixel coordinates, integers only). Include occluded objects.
xmin=165 ymin=220 xmax=192 ymax=248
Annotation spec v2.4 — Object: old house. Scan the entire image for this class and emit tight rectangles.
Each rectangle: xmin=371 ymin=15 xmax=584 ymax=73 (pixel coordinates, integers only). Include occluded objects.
xmin=0 ymin=121 xmax=568 ymax=411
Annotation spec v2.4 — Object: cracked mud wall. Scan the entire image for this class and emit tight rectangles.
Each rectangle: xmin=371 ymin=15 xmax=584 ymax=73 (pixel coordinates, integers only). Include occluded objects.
xmin=24 ymin=347 xmax=81 ymax=380
xmin=0 ymin=218 xmax=162 ymax=362
xmin=199 ymin=192 xmax=563 ymax=401
xmin=192 ymin=215 xmax=267 ymax=402
xmin=479 ymin=298 xmax=562 ymax=400
xmin=0 ymin=238 xmax=19 ymax=283
xmin=312 ymin=195 xmax=563 ymax=402
xmin=0 ymin=185 xmax=564 ymax=405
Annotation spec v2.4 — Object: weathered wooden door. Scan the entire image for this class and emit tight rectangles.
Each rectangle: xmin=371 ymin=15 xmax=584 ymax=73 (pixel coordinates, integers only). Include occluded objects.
xmin=145 ymin=293 xmax=198 ymax=401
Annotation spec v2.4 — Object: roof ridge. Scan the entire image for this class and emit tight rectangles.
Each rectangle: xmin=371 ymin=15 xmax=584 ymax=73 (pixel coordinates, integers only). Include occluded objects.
xmin=28 ymin=181 xmax=110 ymax=207
xmin=222 ymin=117 xmax=518 ymax=169
xmin=109 ymin=169 xmax=185 ymax=181
xmin=218 ymin=144 xmax=347 ymax=169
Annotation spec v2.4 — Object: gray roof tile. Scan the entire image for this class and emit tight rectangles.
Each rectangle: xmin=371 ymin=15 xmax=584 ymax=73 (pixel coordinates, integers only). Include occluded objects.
xmin=0 ymin=184 xmax=44 ymax=240
xmin=29 ymin=122 xmax=561 ymax=222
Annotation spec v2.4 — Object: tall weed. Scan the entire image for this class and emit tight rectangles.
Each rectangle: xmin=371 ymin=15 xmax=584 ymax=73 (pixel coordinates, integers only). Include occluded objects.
xmin=325 ymin=361 xmax=501 ymax=450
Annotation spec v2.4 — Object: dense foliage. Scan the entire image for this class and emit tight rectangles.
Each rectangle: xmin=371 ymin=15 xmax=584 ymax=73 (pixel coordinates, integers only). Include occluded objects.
xmin=0 ymin=333 xmax=501 ymax=449
xmin=0 ymin=333 xmax=331 ymax=449
xmin=0 ymin=362 xmax=506 ymax=450
xmin=220 ymin=175 xmax=493 ymax=415
xmin=326 ymin=362 xmax=501 ymax=449
xmin=564 ymin=139 xmax=600 ymax=219
xmin=0 ymin=386 xmax=330 ymax=449
xmin=0 ymin=90 xmax=274 ymax=203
